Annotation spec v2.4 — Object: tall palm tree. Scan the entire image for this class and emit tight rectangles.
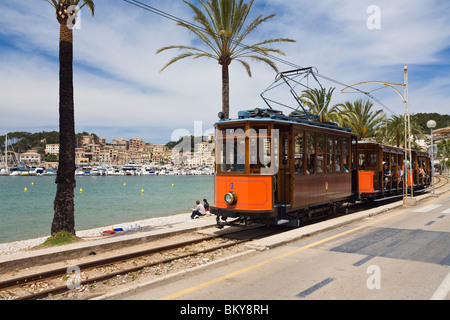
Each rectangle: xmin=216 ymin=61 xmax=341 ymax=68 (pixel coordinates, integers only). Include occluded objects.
xmin=299 ymin=87 xmax=340 ymax=123
xmin=382 ymin=114 xmax=404 ymax=147
xmin=379 ymin=114 xmax=424 ymax=147
xmin=337 ymin=99 xmax=386 ymax=140
xmin=157 ymin=0 xmax=295 ymax=118
xmin=45 ymin=0 xmax=95 ymax=236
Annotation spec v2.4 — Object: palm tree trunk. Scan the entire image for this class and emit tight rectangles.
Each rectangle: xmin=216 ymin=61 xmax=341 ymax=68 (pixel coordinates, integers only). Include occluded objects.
xmin=222 ymin=63 xmax=230 ymax=119
xmin=52 ymin=23 xmax=76 ymax=236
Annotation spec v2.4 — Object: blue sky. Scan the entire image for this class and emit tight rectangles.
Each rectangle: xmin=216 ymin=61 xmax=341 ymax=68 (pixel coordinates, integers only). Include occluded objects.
xmin=0 ymin=0 xmax=449 ymax=144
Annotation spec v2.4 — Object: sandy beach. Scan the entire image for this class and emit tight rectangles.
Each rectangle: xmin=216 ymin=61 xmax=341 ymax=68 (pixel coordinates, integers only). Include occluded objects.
xmin=0 ymin=212 xmax=194 ymax=256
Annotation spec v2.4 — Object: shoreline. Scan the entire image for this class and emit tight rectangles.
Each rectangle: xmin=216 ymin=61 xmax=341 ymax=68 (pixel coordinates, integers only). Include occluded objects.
xmin=0 ymin=212 xmax=194 ymax=256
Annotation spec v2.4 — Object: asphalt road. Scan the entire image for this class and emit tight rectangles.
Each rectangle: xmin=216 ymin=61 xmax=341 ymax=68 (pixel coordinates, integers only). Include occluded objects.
xmin=123 ymin=191 xmax=450 ymax=301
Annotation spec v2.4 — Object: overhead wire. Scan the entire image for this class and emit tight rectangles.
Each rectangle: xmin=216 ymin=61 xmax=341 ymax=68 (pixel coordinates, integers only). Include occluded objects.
xmin=122 ymin=0 xmax=398 ymax=115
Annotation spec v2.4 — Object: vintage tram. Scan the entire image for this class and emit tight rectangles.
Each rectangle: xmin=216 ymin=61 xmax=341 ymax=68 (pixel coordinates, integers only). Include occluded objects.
xmin=357 ymin=142 xmax=431 ymax=200
xmin=210 ymin=108 xmax=431 ymax=228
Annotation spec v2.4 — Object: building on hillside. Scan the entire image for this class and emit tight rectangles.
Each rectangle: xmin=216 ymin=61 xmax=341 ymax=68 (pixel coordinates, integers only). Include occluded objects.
xmin=129 ymin=138 xmax=146 ymax=152
xmin=111 ymin=138 xmax=129 ymax=150
xmin=20 ymin=151 xmax=41 ymax=164
xmin=432 ymin=127 xmax=450 ymax=144
xmin=45 ymin=144 xmax=60 ymax=155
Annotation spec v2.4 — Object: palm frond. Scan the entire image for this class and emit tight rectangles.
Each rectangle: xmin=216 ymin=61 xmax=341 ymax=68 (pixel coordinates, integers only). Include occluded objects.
xmin=157 ymin=0 xmax=295 ymax=79
xmin=44 ymin=0 xmax=95 ymax=16
xmin=159 ymin=52 xmax=198 ymax=72
xmin=236 ymin=59 xmax=252 ymax=77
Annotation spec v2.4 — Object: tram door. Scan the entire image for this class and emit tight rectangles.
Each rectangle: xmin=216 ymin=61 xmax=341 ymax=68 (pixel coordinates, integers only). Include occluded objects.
xmin=276 ymin=125 xmax=291 ymax=205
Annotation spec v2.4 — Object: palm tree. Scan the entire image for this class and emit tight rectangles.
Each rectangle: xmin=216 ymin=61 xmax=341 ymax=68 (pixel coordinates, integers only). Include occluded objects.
xmin=156 ymin=0 xmax=295 ymax=118
xmin=383 ymin=114 xmax=404 ymax=147
xmin=299 ymin=87 xmax=340 ymax=123
xmin=379 ymin=114 xmax=424 ymax=147
xmin=45 ymin=0 xmax=95 ymax=236
xmin=337 ymin=99 xmax=386 ymax=140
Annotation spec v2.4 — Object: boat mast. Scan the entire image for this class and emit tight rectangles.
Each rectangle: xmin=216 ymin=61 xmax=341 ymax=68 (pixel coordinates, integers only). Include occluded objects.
xmin=4 ymin=134 xmax=7 ymax=167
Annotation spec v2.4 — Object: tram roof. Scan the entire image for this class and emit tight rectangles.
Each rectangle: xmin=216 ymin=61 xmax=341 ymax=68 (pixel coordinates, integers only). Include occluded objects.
xmin=216 ymin=108 xmax=355 ymax=134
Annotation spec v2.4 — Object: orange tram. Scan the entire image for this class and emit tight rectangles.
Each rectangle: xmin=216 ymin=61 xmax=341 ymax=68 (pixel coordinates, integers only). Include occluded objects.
xmin=211 ymin=108 xmax=431 ymax=228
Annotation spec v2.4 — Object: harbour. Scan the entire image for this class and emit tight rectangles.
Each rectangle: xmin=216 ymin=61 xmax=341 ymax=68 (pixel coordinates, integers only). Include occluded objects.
xmin=0 ymin=175 xmax=214 ymax=244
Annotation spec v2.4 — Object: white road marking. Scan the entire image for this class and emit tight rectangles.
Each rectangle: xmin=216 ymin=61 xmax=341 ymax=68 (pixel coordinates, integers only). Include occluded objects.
xmin=441 ymin=208 xmax=450 ymax=214
xmin=430 ymin=271 xmax=450 ymax=300
xmin=413 ymin=204 xmax=442 ymax=213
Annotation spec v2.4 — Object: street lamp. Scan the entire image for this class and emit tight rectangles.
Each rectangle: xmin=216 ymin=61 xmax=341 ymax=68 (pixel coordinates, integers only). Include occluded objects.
xmin=427 ymin=120 xmax=436 ymax=195
xmin=341 ymin=65 xmax=415 ymax=206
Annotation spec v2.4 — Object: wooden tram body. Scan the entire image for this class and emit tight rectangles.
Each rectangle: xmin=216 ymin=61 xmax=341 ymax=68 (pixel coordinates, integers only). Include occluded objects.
xmin=211 ymin=108 xmax=431 ymax=228
xmin=358 ymin=142 xmax=431 ymax=200
xmin=211 ymin=109 xmax=357 ymax=226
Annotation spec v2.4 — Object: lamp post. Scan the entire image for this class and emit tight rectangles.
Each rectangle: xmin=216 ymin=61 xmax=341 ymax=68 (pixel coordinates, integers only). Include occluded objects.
xmin=341 ymin=65 xmax=415 ymax=206
xmin=427 ymin=120 xmax=436 ymax=196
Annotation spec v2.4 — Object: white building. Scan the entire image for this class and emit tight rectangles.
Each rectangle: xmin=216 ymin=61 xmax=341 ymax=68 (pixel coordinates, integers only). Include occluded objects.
xmin=45 ymin=144 xmax=60 ymax=155
xmin=20 ymin=151 xmax=41 ymax=164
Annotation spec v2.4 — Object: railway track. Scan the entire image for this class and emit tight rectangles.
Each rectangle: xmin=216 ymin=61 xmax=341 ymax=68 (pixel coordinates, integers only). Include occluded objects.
xmin=434 ymin=175 xmax=449 ymax=190
xmin=0 ymin=226 xmax=276 ymax=300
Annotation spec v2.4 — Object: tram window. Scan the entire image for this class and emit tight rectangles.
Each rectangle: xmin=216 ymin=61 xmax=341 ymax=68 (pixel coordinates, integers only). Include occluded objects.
xmin=335 ymin=137 xmax=342 ymax=172
xmin=343 ymin=138 xmax=349 ymax=172
xmin=368 ymin=152 xmax=377 ymax=167
xmin=282 ymin=135 xmax=289 ymax=165
xmin=359 ymin=150 xmax=365 ymax=169
xmin=327 ymin=136 xmax=333 ymax=173
xmin=249 ymin=127 xmax=272 ymax=173
xmin=306 ymin=132 xmax=316 ymax=175
xmin=220 ymin=127 xmax=245 ymax=136
xmin=294 ymin=131 xmax=304 ymax=174
xmin=317 ymin=134 xmax=325 ymax=174
xmin=219 ymin=126 xmax=245 ymax=173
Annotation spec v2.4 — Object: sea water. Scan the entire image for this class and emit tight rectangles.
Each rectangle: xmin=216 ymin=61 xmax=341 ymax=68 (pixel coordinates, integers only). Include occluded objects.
xmin=0 ymin=175 xmax=213 ymax=243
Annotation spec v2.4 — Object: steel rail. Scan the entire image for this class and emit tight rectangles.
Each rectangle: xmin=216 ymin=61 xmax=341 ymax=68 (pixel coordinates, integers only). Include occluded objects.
xmin=15 ymin=239 xmax=249 ymax=300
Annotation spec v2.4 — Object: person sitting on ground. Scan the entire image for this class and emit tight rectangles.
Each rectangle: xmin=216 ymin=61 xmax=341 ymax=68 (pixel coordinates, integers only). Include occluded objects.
xmin=190 ymin=200 xmax=206 ymax=219
xmin=203 ymin=199 xmax=210 ymax=215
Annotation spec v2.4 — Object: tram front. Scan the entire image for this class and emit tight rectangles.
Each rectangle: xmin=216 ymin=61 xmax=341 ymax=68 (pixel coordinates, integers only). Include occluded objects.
xmin=211 ymin=115 xmax=280 ymax=228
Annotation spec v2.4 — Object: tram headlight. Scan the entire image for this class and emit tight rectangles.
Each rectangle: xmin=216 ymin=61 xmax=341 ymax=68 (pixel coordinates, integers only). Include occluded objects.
xmin=224 ymin=192 xmax=237 ymax=205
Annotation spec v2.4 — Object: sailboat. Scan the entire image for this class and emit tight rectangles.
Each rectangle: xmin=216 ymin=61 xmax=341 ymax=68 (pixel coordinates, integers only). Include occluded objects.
xmin=0 ymin=134 xmax=10 ymax=176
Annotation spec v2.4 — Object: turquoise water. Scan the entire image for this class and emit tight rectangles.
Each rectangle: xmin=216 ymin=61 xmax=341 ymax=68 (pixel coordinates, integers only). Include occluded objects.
xmin=0 ymin=175 xmax=214 ymax=244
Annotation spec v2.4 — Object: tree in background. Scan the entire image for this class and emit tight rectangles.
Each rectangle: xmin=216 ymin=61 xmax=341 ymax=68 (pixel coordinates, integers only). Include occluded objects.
xmin=337 ymin=99 xmax=386 ymax=140
xmin=300 ymin=87 xmax=341 ymax=123
xmin=157 ymin=0 xmax=295 ymax=119
xmin=437 ymin=139 xmax=450 ymax=174
xmin=379 ymin=114 xmax=424 ymax=148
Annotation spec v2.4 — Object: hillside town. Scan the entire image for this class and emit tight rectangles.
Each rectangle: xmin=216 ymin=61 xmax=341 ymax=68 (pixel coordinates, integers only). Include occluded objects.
xmin=1 ymin=126 xmax=450 ymax=176
xmin=0 ymin=132 xmax=216 ymax=176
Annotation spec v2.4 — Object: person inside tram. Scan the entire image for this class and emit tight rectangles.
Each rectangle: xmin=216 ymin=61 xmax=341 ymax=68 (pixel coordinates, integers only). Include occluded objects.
xmin=383 ymin=163 xmax=392 ymax=189
xmin=418 ymin=162 xmax=426 ymax=183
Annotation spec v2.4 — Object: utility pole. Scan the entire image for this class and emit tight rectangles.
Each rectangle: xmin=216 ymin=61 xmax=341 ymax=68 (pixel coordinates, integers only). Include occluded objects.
xmin=427 ymin=119 xmax=437 ymax=196
xmin=341 ymin=65 xmax=416 ymax=206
